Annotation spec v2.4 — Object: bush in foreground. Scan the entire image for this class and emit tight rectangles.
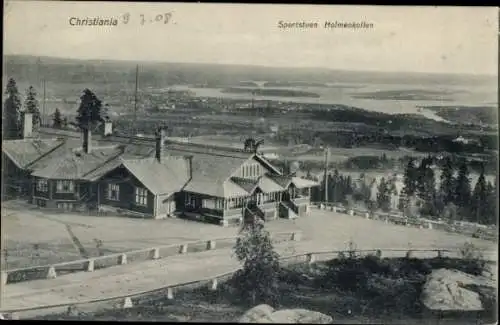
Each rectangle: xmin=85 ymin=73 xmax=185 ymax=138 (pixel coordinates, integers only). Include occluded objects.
xmin=231 ymin=220 xmax=281 ymax=307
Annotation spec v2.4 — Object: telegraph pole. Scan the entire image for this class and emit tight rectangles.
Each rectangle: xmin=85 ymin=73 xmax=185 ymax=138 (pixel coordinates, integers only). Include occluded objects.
xmin=42 ymin=79 xmax=46 ymax=126
xmin=133 ymin=64 xmax=139 ymax=136
xmin=324 ymin=147 xmax=329 ymax=203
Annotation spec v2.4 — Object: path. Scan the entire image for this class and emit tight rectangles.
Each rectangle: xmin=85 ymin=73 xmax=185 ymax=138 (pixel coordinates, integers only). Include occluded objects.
xmin=1 ymin=237 xmax=496 ymax=315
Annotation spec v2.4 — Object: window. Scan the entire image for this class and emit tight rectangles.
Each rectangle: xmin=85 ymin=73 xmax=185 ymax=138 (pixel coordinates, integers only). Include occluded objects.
xmin=57 ymin=202 xmax=73 ymax=210
xmin=36 ymin=179 xmax=48 ymax=192
xmin=107 ymin=184 xmax=120 ymax=201
xmin=185 ymin=193 xmax=196 ymax=208
xmin=56 ymin=180 xmax=74 ymax=193
xmin=216 ymin=199 xmax=224 ymax=210
xmin=202 ymin=199 xmax=216 ymax=209
xmin=134 ymin=187 xmax=148 ymax=206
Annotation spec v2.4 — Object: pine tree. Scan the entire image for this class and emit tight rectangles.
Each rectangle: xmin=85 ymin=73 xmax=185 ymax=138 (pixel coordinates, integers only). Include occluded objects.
xmin=53 ymin=108 xmax=63 ymax=129
xmin=439 ymin=156 xmax=455 ymax=206
xmin=376 ymin=177 xmax=391 ymax=212
xmin=24 ymin=86 xmax=41 ymax=130
xmin=454 ymin=160 xmax=472 ymax=217
xmin=75 ymin=89 xmax=103 ymax=130
xmin=233 ymin=221 xmax=280 ymax=307
xmin=399 ymin=158 xmax=417 ymax=212
xmin=414 ymin=157 xmax=438 ymax=216
xmin=470 ymin=165 xmax=488 ymax=224
xmin=332 ymin=169 xmax=341 ymax=203
xmin=484 ymin=179 xmax=497 ymax=225
xmin=3 ymin=78 xmax=22 ymax=139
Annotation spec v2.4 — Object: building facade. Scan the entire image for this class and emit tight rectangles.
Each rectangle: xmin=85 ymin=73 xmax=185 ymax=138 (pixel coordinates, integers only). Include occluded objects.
xmin=2 ymin=114 xmax=319 ymax=226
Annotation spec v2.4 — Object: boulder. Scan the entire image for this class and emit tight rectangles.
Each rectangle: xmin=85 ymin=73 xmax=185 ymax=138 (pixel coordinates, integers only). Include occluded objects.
xmin=239 ymin=304 xmax=275 ymax=323
xmin=269 ymin=309 xmax=333 ymax=324
xmin=238 ymin=305 xmax=332 ymax=324
xmin=421 ymin=268 xmax=496 ymax=312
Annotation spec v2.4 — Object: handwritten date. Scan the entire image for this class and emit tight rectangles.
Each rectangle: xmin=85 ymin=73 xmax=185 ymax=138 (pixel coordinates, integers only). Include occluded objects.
xmin=121 ymin=12 xmax=173 ymax=25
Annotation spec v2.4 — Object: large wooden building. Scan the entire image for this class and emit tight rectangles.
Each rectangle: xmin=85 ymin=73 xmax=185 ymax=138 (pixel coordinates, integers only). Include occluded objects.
xmin=2 ymin=114 xmax=318 ymax=226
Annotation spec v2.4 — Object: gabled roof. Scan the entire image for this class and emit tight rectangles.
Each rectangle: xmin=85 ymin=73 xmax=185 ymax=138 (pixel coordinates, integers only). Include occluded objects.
xmin=291 ymin=177 xmax=319 ymax=189
xmin=120 ymin=157 xmax=190 ymax=195
xmin=223 ymin=180 xmax=250 ymax=197
xmin=165 ymin=143 xmax=251 ymax=197
xmin=2 ymin=138 xmax=66 ymax=169
xmin=266 ymin=174 xmax=320 ymax=189
xmin=266 ymin=174 xmax=293 ymax=188
xmin=162 ymin=141 xmax=285 ymax=197
xmin=229 ymin=174 xmax=285 ymax=195
xmin=31 ymin=146 xmax=124 ymax=180
xmin=230 ymin=177 xmax=257 ymax=193
xmin=259 ymin=174 xmax=285 ymax=192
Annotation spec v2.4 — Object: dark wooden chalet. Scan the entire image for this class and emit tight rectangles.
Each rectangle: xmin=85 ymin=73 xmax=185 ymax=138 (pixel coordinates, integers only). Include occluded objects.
xmin=2 ymin=115 xmax=319 ymax=226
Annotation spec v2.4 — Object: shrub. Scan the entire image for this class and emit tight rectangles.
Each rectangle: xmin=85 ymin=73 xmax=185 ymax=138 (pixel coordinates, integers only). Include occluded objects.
xmin=458 ymin=241 xmax=487 ymax=276
xmin=232 ymin=221 xmax=281 ymax=307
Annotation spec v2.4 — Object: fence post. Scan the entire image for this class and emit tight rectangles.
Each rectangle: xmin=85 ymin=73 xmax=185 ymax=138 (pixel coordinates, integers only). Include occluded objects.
xmin=149 ymin=248 xmax=160 ymax=260
xmin=118 ymin=253 xmax=127 ymax=265
xmin=167 ymin=287 xmax=174 ymax=300
xmin=1 ymin=271 xmax=7 ymax=285
xmin=365 ymin=212 xmax=370 ymax=219
xmin=306 ymin=253 xmax=315 ymax=264
xmin=179 ymin=244 xmax=188 ymax=254
xmin=121 ymin=297 xmax=133 ymax=309
xmin=406 ymin=250 xmax=413 ymax=259
xmin=209 ymin=278 xmax=218 ymax=291
xmin=86 ymin=259 xmax=95 ymax=272
xmin=437 ymin=250 xmax=443 ymax=258
xmin=46 ymin=266 xmax=57 ymax=279
xmin=291 ymin=232 xmax=301 ymax=241
xmin=206 ymin=240 xmax=216 ymax=250
xmin=348 ymin=209 xmax=354 ymax=216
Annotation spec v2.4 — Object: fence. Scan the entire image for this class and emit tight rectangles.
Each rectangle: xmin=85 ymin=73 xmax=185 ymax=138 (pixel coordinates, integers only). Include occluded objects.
xmin=0 ymin=246 xmax=495 ymax=320
xmin=310 ymin=201 xmax=498 ymax=241
xmin=1 ymin=231 xmax=301 ymax=286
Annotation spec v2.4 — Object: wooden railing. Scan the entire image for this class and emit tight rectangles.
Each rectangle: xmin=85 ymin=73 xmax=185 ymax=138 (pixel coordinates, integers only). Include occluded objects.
xmin=0 ymin=246 xmax=494 ymax=320
xmin=310 ymin=201 xmax=498 ymax=241
xmin=1 ymin=231 xmax=301 ymax=286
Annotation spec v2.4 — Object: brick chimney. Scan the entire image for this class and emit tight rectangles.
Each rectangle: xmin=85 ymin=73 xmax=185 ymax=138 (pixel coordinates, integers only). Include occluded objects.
xmin=155 ymin=126 xmax=167 ymax=162
xmin=82 ymin=127 xmax=92 ymax=154
xmin=22 ymin=112 xmax=33 ymax=139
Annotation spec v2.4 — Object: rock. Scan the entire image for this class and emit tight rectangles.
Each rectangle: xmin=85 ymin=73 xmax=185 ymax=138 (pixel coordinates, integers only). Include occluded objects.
xmin=239 ymin=305 xmax=332 ymax=324
xmin=421 ymin=268 xmax=496 ymax=312
xmin=239 ymin=304 xmax=275 ymax=323
xmin=269 ymin=309 xmax=333 ymax=324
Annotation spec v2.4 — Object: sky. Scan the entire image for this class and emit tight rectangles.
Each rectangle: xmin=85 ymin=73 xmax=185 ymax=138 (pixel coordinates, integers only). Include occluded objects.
xmin=3 ymin=2 xmax=499 ymax=75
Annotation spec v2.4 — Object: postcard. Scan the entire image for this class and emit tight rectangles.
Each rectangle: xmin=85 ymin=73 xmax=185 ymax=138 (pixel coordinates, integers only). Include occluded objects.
xmin=2 ymin=2 xmax=498 ymax=323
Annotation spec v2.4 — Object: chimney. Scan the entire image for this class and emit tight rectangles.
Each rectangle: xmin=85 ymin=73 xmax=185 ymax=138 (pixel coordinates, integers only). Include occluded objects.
xmin=103 ymin=117 xmax=113 ymax=136
xmin=155 ymin=126 xmax=167 ymax=162
xmin=22 ymin=112 xmax=33 ymax=139
xmin=82 ymin=127 xmax=92 ymax=154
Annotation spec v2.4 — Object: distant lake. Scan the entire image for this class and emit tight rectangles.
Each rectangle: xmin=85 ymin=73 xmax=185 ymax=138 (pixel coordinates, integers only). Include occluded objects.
xmin=168 ymin=82 xmax=497 ymax=122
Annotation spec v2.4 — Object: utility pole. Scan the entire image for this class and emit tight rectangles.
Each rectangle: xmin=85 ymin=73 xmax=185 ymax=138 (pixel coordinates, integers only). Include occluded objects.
xmin=42 ymin=79 xmax=46 ymax=127
xmin=324 ymin=147 xmax=329 ymax=203
xmin=133 ymin=64 xmax=139 ymax=136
